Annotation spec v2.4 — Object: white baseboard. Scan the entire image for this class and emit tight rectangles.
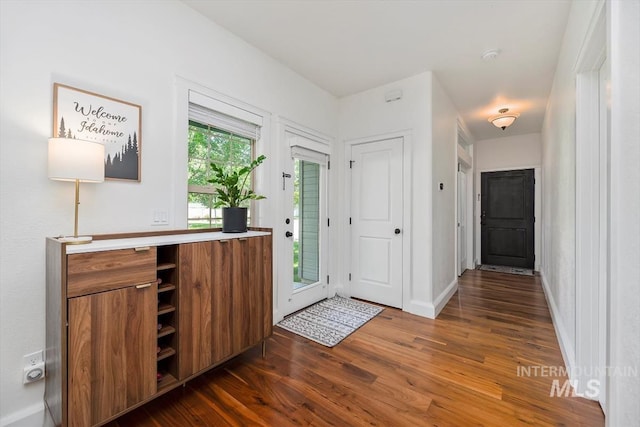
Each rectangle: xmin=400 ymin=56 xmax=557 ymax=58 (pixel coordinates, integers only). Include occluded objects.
xmin=405 ymin=279 xmax=458 ymax=319
xmin=1 ymin=402 xmax=45 ymax=427
xmin=540 ymin=270 xmax=576 ymax=378
xmin=404 ymin=299 xmax=434 ymax=318
xmin=432 ymin=278 xmax=458 ymax=317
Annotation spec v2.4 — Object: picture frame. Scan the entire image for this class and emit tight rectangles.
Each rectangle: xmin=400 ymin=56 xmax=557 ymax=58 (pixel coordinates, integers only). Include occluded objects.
xmin=53 ymin=83 xmax=142 ymax=182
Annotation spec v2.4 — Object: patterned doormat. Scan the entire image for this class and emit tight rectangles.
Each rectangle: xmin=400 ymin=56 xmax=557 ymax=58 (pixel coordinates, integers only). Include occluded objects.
xmin=277 ymin=296 xmax=384 ymax=347
xmin=478 ymin=264 xmax=534 ymax=276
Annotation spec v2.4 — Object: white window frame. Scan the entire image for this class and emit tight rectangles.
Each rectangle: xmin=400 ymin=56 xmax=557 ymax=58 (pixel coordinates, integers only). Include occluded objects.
xmin=174 ymin=77 xmax=271 ymax=229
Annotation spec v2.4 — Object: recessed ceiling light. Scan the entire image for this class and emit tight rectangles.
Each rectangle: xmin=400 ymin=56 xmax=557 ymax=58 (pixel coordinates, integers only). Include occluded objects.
xmin=481 ymin=49 xmax=501 ymax=61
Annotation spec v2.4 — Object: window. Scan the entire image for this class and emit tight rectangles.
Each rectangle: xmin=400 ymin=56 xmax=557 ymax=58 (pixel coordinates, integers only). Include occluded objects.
xmin=187 ymin=98 xmax=261 ymax=229
xmin=293 ymin=158 xmax=320 ymax=286
xmin=187 ymin=122 xmax=254 ymax=228
xmin=289 ymin=144 xmax=327 ymax=290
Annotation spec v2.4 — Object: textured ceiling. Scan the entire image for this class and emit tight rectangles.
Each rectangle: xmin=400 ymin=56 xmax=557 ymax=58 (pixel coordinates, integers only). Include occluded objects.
xmin=182 ymin=0 xmax=572 ymax=140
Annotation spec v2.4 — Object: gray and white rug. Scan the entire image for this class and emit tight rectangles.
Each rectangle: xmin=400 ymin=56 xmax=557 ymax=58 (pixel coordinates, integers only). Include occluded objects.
xmin=478 ymin=264 xmax=534 ymax=276
xmin=277 ymin=296 xmax=383 ymax=347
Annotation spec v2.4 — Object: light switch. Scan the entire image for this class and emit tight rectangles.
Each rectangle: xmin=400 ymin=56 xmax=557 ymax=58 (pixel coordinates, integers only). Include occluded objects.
xmin=152 ymin=210 xmax=169 ymax=226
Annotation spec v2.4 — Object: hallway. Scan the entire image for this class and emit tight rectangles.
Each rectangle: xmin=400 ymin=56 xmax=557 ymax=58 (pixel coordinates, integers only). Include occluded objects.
xmin=106 ymin=270 xmax=604 ymax=426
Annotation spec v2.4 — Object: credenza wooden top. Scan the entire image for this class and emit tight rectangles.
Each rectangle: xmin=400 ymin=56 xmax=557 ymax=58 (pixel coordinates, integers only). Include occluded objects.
xmin=54 ymin=230 xmax=271 ymax=254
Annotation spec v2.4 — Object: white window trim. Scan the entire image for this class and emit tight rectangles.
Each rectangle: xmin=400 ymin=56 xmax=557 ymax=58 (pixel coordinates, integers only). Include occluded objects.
xmin=174 ymin=76 xmax=271 ymax=229
xmin=189 ymin=90 xmax=263 ymax=128
xmin=290 ymin=146 xmax=328 ymax=166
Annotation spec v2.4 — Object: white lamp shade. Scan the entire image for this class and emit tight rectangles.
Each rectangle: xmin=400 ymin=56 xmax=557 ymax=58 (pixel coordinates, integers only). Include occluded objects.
xmin=48 ymin=138 xmax=105 ymax=182
xmin=491 ymin=115 xmax=517 ymax=129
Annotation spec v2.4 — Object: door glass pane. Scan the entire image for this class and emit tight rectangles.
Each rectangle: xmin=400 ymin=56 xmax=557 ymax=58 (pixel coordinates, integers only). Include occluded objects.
xmin=293 ymin=159 xmax=320 ymax=290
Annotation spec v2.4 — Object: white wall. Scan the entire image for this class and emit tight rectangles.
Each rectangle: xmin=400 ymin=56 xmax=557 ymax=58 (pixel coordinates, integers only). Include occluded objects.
xmin=0 ymin=0 xmax=337 ymax=423
xmin=431 ymin=76 xmax=459 ymax=309
xmin=540 ymin=0 xmax=601 ymax=384
xmin=542 ymin=1 xmax=640 ymax=423
xmin=607 ymin=0 xmax=640 ymax=424
xmin=338 ymin=72 xmax=461 ymax=318
xmin=473 ymin=132 xmax=542 ymax=270
xmin=338 ymin=72 xmax=432 ymax=316
xmin=475 ymin=132 xmax=542 ymax=171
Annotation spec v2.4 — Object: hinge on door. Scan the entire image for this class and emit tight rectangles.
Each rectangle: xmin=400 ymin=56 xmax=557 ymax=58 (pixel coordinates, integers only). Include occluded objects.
xmin=327 ymin=275 xmax=330 ymax=284
xmin=349 ymin=217 xmax=352 ymax=225
xmin=349 ymin=273 xmax=351 ymax=281
xmin=327 ymin=218 xmax=330 ymax=227
xmin=327 ymin=160 xmax=330 ymax=170
xmin=349 ymin=160 xmax=355 ymax=169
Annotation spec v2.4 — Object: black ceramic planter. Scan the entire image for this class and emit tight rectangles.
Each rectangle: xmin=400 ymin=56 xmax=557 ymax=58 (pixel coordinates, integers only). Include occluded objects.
xmin=222 ymin=207 xmax=248 ymax=233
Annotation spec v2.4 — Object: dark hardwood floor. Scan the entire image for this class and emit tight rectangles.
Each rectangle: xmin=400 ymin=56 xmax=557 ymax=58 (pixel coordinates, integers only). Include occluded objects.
xmin=107 ymin=270 xmax=604 ymax=426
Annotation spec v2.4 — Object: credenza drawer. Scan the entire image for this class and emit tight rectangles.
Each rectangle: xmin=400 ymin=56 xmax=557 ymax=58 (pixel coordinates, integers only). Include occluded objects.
xmin=67 ymin=247 xmax=157 ymax=297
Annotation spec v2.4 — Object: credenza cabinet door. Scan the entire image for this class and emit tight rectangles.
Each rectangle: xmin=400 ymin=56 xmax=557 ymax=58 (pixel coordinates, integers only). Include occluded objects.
xmin=232 ymin=237 xmax=267 ymax=352
xmin=67 ymin=283 xmax=156 ymax=427
xmin=211 ymin=240 xmax=233 ymax=363
xmin=178 ymin=242 xmax=213 ymax=379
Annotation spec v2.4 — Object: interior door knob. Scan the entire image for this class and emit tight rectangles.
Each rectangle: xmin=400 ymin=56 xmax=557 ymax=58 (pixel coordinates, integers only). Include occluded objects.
xmin=394 ymin=228 xmax=401 ymax=235
xmin=285 ymin=231 xmax=293 ymax=238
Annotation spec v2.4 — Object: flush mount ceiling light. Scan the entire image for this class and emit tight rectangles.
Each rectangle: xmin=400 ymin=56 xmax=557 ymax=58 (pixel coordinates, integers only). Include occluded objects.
xmin=489 ymin=108 xmax=520 ymax=130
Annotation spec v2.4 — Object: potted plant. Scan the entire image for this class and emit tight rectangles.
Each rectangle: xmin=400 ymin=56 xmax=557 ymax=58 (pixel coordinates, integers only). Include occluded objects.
xmin=208 ymin=154 xmax=266 ymax=233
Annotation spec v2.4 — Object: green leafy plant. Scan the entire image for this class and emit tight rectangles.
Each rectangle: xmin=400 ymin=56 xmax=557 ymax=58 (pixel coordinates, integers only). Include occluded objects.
xmin=208 ymin=154 xmax=267 ymax=207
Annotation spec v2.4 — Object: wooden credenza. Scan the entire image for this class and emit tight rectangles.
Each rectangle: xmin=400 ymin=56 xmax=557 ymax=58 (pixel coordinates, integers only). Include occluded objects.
xmin=45 ymin=229 xmax=272 ymax=427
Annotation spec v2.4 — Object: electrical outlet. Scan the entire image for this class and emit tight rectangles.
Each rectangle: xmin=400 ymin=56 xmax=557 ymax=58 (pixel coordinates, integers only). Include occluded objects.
xmin=23 ymin=350 xmax=45 ymax=384
xmin=23 ymin=350 xmax=43 ymax=367
xmin=23 ymin=364 xmax=45 ymax=383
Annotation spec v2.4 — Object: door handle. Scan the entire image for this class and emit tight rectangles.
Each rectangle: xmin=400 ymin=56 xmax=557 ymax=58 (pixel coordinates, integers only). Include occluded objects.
xmin=285 ymin=231 xmax=293 ymax=238
xmin=394 ymin=228 xmax=401 ymax=235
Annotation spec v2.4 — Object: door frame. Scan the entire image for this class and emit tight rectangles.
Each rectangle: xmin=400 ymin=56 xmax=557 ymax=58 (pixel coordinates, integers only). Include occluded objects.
xmin=343 ymin=130 xmax=412 ymax=310
xmin=275 ymin=118 xmax=333 ymax=322
xmin=474 ymin=166 xmax=541 ymax=271
xmin=574 ymin=0 xmax=608 ymax=408
xmin=456 ymin=162 xmax=472 ymax=276
xmin=455 ymin=122 xmax=474 ymax=275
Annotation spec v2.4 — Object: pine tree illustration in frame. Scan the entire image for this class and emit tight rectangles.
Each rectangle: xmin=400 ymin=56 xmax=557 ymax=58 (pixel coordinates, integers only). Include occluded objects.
xmin=53 ymin=83 xmax=142 ymax=181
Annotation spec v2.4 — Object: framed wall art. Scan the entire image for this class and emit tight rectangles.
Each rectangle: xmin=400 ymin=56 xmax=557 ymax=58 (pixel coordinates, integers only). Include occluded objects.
xmin=53 ymin=83 xmax=142 ymax=181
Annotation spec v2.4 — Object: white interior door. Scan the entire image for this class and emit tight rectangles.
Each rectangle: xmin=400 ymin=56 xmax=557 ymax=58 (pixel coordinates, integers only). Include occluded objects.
xmin=350 ymin=138 xmax=403 ymax=308
xmin=457 ymin=167 xmax=467 ymax=276
xmin=281 ymin=141 xmax=329 ymax=316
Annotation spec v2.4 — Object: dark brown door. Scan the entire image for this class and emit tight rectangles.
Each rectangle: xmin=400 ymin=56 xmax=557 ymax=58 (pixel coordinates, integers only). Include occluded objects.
xmin=481 ymin=169 xmax=534 ymax=269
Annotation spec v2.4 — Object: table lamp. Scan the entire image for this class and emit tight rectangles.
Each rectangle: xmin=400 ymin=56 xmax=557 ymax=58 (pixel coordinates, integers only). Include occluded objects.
xmin=48 ymin=137 xmax=105 ymax=244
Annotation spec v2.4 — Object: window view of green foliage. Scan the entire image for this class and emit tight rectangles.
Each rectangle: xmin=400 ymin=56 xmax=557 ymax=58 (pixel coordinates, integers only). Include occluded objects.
xmin=293 ymin=240 xmax=300 ymax=283
xmin=187 ymin=121 xmax=253 ymax=228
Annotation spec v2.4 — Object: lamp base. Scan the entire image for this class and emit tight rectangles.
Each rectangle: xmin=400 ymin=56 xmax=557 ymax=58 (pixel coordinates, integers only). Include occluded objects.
xmin=57 ymin=235 xmax=93 ymax=245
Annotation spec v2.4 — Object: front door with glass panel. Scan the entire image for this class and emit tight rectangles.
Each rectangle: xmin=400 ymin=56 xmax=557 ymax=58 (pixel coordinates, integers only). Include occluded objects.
xmin=282 ymin=142 xmax=328 ymax=316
